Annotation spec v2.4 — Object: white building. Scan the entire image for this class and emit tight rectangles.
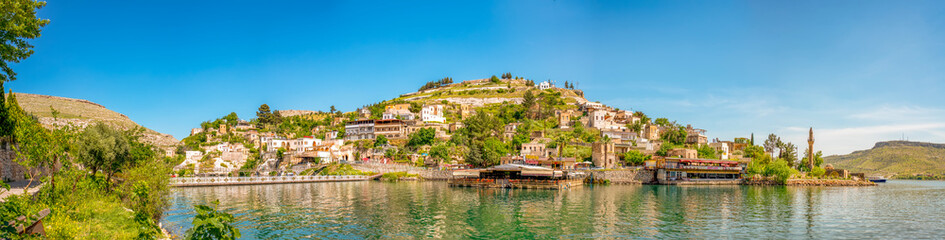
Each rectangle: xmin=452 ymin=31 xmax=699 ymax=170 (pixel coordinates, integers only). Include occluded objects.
xmin=709 ymin=142 xmax=730 ymax=160
xmin=589 ymin=109 xmax=621 ymax=130
xmin=420 ymin=105 xmax=446 ymax=123
xmin=537 ymin=81 xmax=554 ymax=90
xmin=344 ymin=119 xmax=376 ymax=141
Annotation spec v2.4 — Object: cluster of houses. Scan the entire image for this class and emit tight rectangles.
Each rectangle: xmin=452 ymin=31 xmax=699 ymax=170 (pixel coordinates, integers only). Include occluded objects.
xmin=345 ymin=103 xmax=459 ymax=142
xmin=174 ymin=119 xmax=355 ymax=176
xmin=174 ymin=78 xmax=754 ymax=183
xmin=501 ymin=100 xmax=754 ymax=183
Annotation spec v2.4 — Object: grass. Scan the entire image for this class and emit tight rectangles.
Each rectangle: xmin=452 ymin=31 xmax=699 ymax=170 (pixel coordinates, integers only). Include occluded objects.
xmin=318 ymin=163 xmax=376 ymax=176
xmin=44 ymin=198 xmax=141 ymax=239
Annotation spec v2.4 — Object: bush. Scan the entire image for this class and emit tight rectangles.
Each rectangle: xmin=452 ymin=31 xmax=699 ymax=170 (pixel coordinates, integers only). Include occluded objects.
xmin=185 ymin=200 xmax=240 ymax=240
xmin=811 ymin=166 xmax=826 ymax=178
xmin=765 ymin=159 xmax=797 ymax=184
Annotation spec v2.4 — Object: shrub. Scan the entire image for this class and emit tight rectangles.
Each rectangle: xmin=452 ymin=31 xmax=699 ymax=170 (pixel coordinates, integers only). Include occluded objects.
xmin=185 ymin=200 xmax=240 ymax=240
xmin=811 ymin=166 xmax=826 ymax=178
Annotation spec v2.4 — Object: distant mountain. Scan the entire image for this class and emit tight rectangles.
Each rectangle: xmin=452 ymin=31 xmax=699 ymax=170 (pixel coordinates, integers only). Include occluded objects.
xmin=824 ymin=141 xmax=945 ymax=177
xmin=16 ymin=93 xmax=179 ymax=149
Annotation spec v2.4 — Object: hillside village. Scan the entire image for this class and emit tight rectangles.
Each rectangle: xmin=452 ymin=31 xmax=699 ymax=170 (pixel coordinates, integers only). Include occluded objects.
xmin=172 ymin=74 xmax=751 ymax=177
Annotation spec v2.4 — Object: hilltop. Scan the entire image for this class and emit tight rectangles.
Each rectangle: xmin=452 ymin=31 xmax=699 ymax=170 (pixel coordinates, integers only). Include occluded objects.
xmin=15 ymin=93 xmax=179 ymax=148
xmin=393 ymin=78 xmax=588 ymax=107
xmin=824 ymin=141 xmax=945 ymax=178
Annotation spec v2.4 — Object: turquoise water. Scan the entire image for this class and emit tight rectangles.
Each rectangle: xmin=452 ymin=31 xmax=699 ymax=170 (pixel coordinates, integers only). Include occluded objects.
xmin=161 ymin=180 xmax=945 ymax=239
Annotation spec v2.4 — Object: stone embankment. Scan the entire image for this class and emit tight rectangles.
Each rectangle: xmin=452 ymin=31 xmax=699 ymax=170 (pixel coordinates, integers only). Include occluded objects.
xmin=744 ymin=177 xmax=877 ymax=186
xmin=786 ymin=179 xmax=877 ymax=186
xmin=580 ymin=169 xmax=654 ymax=184
xmin=351 ymin=163 xmax=452 ymax=181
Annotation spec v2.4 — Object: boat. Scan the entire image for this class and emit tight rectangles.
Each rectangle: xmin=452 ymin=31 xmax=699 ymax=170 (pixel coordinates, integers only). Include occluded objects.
xmin=868 ymin=176 xmax=887 ymax=183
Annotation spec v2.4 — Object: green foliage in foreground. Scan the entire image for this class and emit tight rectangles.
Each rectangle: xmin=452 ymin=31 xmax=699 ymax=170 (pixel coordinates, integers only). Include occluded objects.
xmin=185 ymin=200 xmax=240 ymax=240
xmin=1 ymin=163 xmax=170 ymax=239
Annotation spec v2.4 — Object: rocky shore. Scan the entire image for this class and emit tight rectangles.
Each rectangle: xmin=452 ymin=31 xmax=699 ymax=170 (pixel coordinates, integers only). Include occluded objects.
xmin=785 ymin=179 xmax=877 ymax=186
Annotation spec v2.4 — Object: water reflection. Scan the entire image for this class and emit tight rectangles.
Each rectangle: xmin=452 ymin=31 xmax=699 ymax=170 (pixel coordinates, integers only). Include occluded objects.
xmin=162 ymin=180 xmax=945 ymax=239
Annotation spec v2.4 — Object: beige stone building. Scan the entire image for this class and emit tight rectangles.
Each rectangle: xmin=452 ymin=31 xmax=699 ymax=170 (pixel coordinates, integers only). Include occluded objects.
xmin=592 ymin=142 xmax=618 ymax=168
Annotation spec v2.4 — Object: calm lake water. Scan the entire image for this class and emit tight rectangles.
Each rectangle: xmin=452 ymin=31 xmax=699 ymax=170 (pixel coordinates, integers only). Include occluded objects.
xmin=161 ymin=180 xmax=945 ymax=239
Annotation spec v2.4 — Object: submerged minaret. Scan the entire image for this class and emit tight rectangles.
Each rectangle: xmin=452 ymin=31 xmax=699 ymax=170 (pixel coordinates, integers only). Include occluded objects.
xmin=807 ymin=127 xmax=815 ymax=171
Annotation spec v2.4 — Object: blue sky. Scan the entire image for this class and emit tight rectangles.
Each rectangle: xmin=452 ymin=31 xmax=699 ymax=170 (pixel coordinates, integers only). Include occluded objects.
xmin=8 ymin=0 xmax=945 ymax=155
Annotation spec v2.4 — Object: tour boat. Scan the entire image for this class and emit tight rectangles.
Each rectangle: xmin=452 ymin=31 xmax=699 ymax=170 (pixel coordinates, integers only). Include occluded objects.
xmin=869 ymin=176 xmax=887 ymax=183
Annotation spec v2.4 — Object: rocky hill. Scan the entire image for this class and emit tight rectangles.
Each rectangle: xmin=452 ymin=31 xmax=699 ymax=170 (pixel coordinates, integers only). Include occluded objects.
xmin=824 ymin=141 xmax=945 ymax=177
xmin=15 ymin=93 xmax=179 ymax=149
xmin=395 ymin=78 xmax=587 ymax=107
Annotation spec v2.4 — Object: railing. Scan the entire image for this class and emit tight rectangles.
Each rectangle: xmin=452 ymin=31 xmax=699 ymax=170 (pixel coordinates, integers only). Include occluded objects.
xmin=169 ymin=175 xmax=371 ymax=187
xmin=670 ymin=166 xmax=742 ymax=171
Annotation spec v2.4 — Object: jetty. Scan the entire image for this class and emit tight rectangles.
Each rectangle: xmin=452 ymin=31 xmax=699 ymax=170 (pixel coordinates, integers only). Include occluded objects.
xmin=449 ymin=164 xmax=583 ymax=189
xmin=169 ymin=174 xmax=381 ymax=187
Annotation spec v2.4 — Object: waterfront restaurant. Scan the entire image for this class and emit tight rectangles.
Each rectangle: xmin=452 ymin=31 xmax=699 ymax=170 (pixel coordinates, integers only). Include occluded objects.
xmin=450 ymin=164 xmax=583 ymax=189
xmin=499 ymin=155 xmax=578 ymax=170
xmin=651 ymin=158 xmax=746 ymax=183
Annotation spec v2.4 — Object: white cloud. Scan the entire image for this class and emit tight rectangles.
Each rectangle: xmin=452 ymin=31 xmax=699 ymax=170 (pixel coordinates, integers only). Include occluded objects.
xmin=782 ymin=122 xmax=945 ymax=156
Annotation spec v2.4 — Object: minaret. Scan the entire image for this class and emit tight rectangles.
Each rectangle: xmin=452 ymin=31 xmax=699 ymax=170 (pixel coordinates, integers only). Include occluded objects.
xmin=807 ymin=127 xmax=815 ymax=171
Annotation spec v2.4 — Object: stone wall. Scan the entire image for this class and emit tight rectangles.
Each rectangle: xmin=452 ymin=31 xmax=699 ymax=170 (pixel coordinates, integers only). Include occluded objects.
xmin=582 ymin=169 xmax=654 ymax=184
xmin=351 ymin=163 xmax=453 ymax=180
xmin=1 ymin=146 xmax=27 ymax=181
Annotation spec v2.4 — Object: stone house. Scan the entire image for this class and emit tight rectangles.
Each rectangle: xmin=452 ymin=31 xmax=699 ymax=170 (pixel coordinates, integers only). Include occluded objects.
xmin=708 ymin=142 xmax=730 ymax=160
xmin=374 ymin=119 xmax=406 ymax=140
xmin=666 ymin=148 xmax=698 ymax=159
xmin=644 ymin=125 xmax=660 ymax=140
xmin=504 ymin=123 xmax=521 ymax=140
xmin=592 ymin=142 xmax=618 ymax=169
xmin=521 ymin=142 xmax=547 ymax=157
xmin=685 ymin=125 xmax=707 ymax=146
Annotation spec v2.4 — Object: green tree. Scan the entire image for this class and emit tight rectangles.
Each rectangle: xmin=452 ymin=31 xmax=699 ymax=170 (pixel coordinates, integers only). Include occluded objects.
xmin=374 ymin=135 xmax=388 ymax=147
xmin=330 ymin=105 xmax=337 ymax=115
xmin=763 ymin=133 xmax=781 ymax=154
xmin=185 ymin=200 xmax=241 ymax=240
xmin=1 ymin=0 xmax=50 ymax=82
xmin=429 ymin=143 xmax=451 ymax=165
xmin=697 ymin=144 xmax=718 ymax=159
xmin=743 ymin=145 xmax=769 ymax=164
xmin=256 ymin=104 xmax=272 ymax=127
xmin=5 ymin=91 xmax=70 ymax=190
xmin=407 ymin=128 xmax=435 ymax=148
xmin=223 ymin=112 xmax=238 ymax=126
xmin=778 ymin=142 xmax=798 ymax=168
xmin=623 ymin=150 xmax=650 ymax=166
xmin=490 ymin=75 xmax=501 ymax=84
xmin=75 ymin=123 xmax=136 ymax=186
xmin=654 ymin=118 xmax=671 ymax=127
xmin=0 ymin=84 xmax=10 ymax=137
xmin=660 ymin=125 xmax=687 ymax=145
